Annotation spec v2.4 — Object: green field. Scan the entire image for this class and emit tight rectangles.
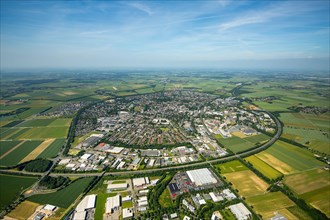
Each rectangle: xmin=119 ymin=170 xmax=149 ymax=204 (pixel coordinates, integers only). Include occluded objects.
xmin=0 ymin=174 xmax=38 ymax=210
xmin=214 ymin=160 xmax=248 ymax=174
xmin=0 ymin=140 xmax=42 ymax=166
xmin=284 ymin=168 xmax=330 ymax=217
xmin=217 ymin=134 xmax=270 ymax=153
xmin=246 ymin=192 xmax=304 ymax=219
xmin=256 ymin=140 xmax=325 ymax=174
xmin=0 ymin=140 xmax=22 ymax=155
xmin=6 ymin=128 xmax=29 ymax=140
xmin=0 ymin=128 xmax=21 ymax=139
xmin=48 ymin=118 xmax=72 ymax=127
xmin=14 ymin=127 xmax=69 ymax=139
xmin=279 ymin=112 xmax=330 ymax=154
xmin=37 ymin=139 xmax=65 ymax=158
xmin=28 ymin=177 xmax=93 ymax=208
xmin=245 ymin=155 xmax=283 ymax=179
xmin=17 ymin=119 xmax=56 ymax=127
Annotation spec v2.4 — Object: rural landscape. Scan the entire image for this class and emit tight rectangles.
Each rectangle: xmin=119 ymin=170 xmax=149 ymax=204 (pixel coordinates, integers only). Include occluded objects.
xmin=0 ymin=70 xmax=329 ymax=220
xmin=1 ymin=0 xmax=329 ymax=220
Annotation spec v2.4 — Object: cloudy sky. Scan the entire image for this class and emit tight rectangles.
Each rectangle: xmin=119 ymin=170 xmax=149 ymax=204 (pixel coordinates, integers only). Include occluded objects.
xmin=1 ymin=0 xmax=329 ymax=70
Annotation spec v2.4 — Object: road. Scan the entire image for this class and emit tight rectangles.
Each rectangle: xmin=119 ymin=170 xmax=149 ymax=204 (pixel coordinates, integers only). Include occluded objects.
xmin=1 ymin=85 xmax=282 ymax=179
xmin=1 ymin=111 xmax=281 ymax=178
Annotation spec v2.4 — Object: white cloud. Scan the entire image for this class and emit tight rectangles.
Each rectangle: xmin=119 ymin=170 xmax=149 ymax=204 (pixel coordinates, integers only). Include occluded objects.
xmin=127 ymin=2 xmax=154 ymax=15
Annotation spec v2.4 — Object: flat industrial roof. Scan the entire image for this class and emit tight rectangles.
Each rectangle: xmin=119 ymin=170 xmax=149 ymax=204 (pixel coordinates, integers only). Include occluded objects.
xmin=186 ymin=168 xmax=217 ymax=186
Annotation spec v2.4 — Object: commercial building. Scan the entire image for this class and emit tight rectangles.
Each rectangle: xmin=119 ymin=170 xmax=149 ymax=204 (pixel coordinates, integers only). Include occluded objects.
xmin=122 ymin=208 xmax=133 ymax=219
xmin=133 ymin=177 xmax=150 ymax=188
xmin=186 ymin=168 xmax=217 ymax=186
xmin=105 ymin=195 xmax=121 ymax=214
xmin=73 ymin=194 xmax=96 ymax=220
xmin=107 ymin=183 xmax=128 ymax=192
xmin=228 ymin=203 xmax=252 ymax=220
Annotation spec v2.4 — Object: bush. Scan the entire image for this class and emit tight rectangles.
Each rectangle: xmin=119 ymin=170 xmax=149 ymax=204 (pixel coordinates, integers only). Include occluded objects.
xmin=39 ymin=176 xmax=70 ymax=189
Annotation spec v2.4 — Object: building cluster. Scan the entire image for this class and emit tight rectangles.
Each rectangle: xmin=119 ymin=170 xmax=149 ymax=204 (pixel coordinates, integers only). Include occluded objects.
xmin=168 ymin=168 xmax=223 ymax=198
xmin=31 ymin=204 xmax=57 ymax=220
xmin=75 ymin=90 xmax=215 ymax=146
xmin=72 ymin=194 xmax=96 ymax=220
xmin=41 ymin=101 xmax=86 ymax=117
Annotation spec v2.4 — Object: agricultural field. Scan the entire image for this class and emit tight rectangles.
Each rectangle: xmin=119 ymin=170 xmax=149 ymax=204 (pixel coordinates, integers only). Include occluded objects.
xmin=0 ymin=140 xmax=42 ymax=167
xmin=19 ymin=139 xmax=55 ymax=163
xmin=214 ymin=160 xmax=248 ymax=174
xmin=17 ymin=119 xmax=56 ymax=127
xmin=0 ymin=174 xmax=38 ymax=211
xmin=246 ymin=192 xmax=309 ymax=220
xmin=255 ymin=140 xmax=325 ymax=174
xmin=223 ymin=170 xmax=269 ymax=198
xmin=283 ymin=168 xmax=330 ymax=217
xmin=28 ymin=177 xmax=93 ymax=208
xmin=13 ymin=127 xmax=68 ymax=139
xmin=217 ymin=133 xmax=270 ymax=153
xmin=0 ymin=140 xmax=22 ymax=155
xmin=6 ymin=200 xmax=40 ymax=220
xmin=37 ymin=139 xmax=65 ymax=158
xmin=245 ymin=155 xmax=282 ymax=180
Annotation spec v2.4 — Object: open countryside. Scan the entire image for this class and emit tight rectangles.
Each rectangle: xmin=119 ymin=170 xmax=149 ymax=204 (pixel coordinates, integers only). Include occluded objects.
xmin=0 ymin=0 xmax=329 ymax=220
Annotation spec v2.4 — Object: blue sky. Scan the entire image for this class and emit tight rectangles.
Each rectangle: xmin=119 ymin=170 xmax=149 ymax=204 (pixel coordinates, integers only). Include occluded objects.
xmin=1 ymin=0 xmax=329 ymax=70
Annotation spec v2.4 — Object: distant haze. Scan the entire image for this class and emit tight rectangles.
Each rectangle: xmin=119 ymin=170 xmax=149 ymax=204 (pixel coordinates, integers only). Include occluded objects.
xmin=1 ymin=1 xmax=329 ymax=71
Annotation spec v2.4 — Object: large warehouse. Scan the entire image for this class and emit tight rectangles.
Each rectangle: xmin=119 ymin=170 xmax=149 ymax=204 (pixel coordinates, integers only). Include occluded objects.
xmin=186 ymin=168 xmax=218 ymax=186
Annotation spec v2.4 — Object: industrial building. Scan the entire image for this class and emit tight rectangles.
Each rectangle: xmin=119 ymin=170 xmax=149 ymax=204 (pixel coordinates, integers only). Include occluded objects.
xmin=186 ymin=168 xmax=218 ymax=186
xmin=105 ymin=195 xmax=121 ymax=214
xmin=133 ymin=177 xmax=150 ymax=188
xmin=122 ymin=208 xmax=133 ymax=219
xmin=228 ymin=203 xmax=252 ymax=220
xmin=73 ymin=194 xmax=96 ymax=220
xmin=107 ymin=183 xmax=128 ymax=192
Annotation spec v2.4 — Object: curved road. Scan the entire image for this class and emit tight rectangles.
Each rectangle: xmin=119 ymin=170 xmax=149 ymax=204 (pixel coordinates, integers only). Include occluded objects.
xmin=2 ymin=111 xmax=281 ymax=178
xmin=1 ymin=85 xmax=282 ymax=178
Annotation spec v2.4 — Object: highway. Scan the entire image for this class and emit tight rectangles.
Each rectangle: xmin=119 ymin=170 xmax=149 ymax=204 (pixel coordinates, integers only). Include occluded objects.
xmin=1 ymin=110 xmax=281 ymax=178
xmin=0 ymin=85 xmax=283 ymax=178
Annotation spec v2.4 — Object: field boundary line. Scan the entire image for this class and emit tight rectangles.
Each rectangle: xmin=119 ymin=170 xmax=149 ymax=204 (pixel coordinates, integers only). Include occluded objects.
xmin=19 ymin=139 xmax=55 ymax=163
xmin=0 ymin=140 xmax=26 ymax=159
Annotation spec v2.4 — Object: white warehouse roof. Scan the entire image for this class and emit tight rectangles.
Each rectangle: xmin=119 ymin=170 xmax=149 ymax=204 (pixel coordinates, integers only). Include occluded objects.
xmin=107 ymin=183 xmax=128 ymax=190
xmin=133 ymin=177 xmax=149 ymax=187
xmin=76 ymin=194 xmax=96 ymax=212
xmin=186 ymin=168 xmax=217 ymax=186
xmin=73 ymin=211 xmax=86 ymax=220
xmin=106 ymin=195 xmax=121 ymax=214
xmin=228 ymin=203 xmax=251 ymax=220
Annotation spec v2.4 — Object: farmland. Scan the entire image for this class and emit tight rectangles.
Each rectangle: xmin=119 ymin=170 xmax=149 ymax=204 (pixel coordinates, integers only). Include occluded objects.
xmin=214 ymin=160 xmax=248 ymax=174
xmin=279 ymin=112 xmax=330 ymax=154
xmin=37 ymin=139 xmax=65 ymax=158
xmin=223 ymin=170 xmax=269 ymax=197
xmin=0 ymin=140 xmax=22 ymax=155
xmin=217 ymin=133 xmax=270 ymax=153
xmin=28 ymin=177 xmax=93 ymax=208
xmin=283 ymin=168 xmax=330 ymax=217
xmin=255 ymin=140 xmax=324 ymax=174
xmin=6 ymin=201 xmax=40 ymax=220
xmin=0 ymin=174 xmax=38 ymax=211
xmin=13 ymin=127 xmax=68 ymax=139
xmin=0 ymin=140 xmax=42 ymax=166
xmin=245 ymin=155 xmax=282 ymax=180
xmin=246 ymin=192 xmax=308 ymax=219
